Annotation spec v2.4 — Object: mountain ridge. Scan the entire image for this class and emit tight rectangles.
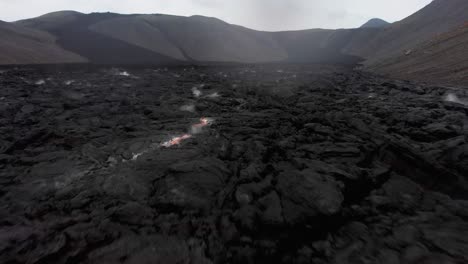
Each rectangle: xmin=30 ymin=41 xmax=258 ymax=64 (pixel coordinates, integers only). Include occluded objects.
xmin=0 ymin=20 xmax=86 ymax=64
xmin=2 ymin=0 xmax=468 ymax=85
xmin=370 ymin=22 xmax=468 ymax=85
xmin=360 ymin=18 xmax=389 ymax=28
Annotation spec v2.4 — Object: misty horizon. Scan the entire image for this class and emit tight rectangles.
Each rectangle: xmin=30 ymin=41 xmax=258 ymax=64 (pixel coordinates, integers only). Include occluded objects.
xmin=0 ymin=0 xmax=432 ymax=31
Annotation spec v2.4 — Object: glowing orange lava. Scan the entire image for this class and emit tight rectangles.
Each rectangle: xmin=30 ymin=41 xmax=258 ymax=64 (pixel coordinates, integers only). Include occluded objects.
xmin=193 ymin=117 xmax=210 ymax=128
xmin=160 ymin=134 xmax=192 ymax=148
xmin=160 ymin=118 xmax=214 ymax=148
xmin=191 ymin=117 xmax=214 ymax=134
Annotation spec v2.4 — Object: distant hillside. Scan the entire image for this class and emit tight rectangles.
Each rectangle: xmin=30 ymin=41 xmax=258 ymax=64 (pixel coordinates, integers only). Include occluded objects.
xmin=360 ymin=18 xmax=389 ymax=28
xmin=14 ymin=12 xmax=359 ymax=65
xmin=370 ymin=23 xmax=468 ymax=86
xmin=0 ymin=20 xmax=85 ymax=64
xmin=1 ymin=0 xmax=467 ymax=86
xmin=89 ymin=14 xmax=289 ymax=63
xmin=353 ymin=0 xmax=468 ymax=64
xmin=16 ymin=11 xmax=83 ymax=31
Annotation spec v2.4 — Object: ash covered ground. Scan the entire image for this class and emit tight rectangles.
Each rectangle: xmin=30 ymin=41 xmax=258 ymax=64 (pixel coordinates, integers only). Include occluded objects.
xmin=1 ymin=65 xmax=468 ymax=264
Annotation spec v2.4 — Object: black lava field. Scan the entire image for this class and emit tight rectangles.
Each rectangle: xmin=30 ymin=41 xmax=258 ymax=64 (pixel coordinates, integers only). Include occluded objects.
xmin=1 ymin=65 xmax=468 ymax=264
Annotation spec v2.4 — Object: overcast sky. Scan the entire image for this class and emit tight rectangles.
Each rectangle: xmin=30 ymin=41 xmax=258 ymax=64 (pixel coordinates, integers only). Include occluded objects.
xmin=0 ymin=0 xmax=433 ymax=31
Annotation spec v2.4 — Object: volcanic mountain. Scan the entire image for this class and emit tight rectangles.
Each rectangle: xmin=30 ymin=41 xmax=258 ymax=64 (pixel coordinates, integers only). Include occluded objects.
xmin=360 ymin=18 xmax=389 ymax=28
xmin=1 ymin=0 xmax=468 ymax=84
xmin=0 ymin=19 xmax=85 ymax=64
xmin=370 ymin=23 xmax=468 ymax=85
xmin=352 ymin=0 xmax=468 ymax=64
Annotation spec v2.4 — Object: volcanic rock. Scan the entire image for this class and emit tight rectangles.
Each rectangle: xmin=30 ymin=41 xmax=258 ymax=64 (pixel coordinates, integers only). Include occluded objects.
xmin=257 ymin=191 xmax=284 ymax=225
xmin=0 ymin=65 xmax=467 ymax=263
xmin=277 ymin=168 xmax=344 ymax=224
xmin=153 ymin=157 xmax=230 ymax=209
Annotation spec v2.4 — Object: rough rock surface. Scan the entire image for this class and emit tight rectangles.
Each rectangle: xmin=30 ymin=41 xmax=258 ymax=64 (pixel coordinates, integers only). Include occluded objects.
xmin=0 ymin=64 xmax=467 ymax=263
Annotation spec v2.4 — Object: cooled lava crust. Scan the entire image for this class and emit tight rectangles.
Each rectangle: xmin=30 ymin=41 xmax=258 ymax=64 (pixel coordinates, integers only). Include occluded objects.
xmin=1 ymin=64 xmax=468 ymax=263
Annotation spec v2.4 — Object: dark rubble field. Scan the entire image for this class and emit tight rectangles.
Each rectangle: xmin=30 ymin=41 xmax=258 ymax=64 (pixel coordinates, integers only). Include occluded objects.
xmin=1 ymin=64 xmax=468 ymax=264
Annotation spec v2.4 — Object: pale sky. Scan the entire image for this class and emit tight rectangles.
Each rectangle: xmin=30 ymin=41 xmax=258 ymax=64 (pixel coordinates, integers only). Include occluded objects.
xmin=0 ymin=0 xmax=433 ymax=31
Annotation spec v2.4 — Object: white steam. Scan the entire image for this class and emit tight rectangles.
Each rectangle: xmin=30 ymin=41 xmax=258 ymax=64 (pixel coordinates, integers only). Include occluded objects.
xmin=444 ymin=93 xmax=468 ymax=106
xmin=119 ymin=71 xmax=131 ymax=77
xmin=192 ymin=86 xmax=203 ymax=98
xmin=207 ymin=92 xmax=220 ymax=98
xmin=190 ymin=117 xmax=215 ymax=134
xmin=180 ymin=104 xmax=196 ymax=113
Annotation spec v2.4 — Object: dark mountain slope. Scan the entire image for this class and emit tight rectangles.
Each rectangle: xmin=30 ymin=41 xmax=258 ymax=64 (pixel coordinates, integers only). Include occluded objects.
xmin=16 ymin=11 xmax=83 ymax=31
xmin=17 ymin=13 xmax=289 ymax=64
xmin=268 ymin=0 xmax=468 ymax=68
xmin=91 ymin=14 xmax=361 ymax=64
xmin=133 ymin=15 xmax=288 ymax=63
xmin=31 ymin=13 xmax=183 ymax=65
xmin=5 ymin=0 xmax=468 ymax=71
xmin=249 ymin=0 xmax=467 ymax=67
xmin=0 ymin=20 xmax=86 ymax=64
xmin=356 ymin=0 xmax=468 ymax=64
xmin=88 ymin=15 xmax=187 ymax=61
xmin=88 ymin=14 xmax=289 ymax=63
xmin=370 ymin=23 xmax=468 ymax=86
